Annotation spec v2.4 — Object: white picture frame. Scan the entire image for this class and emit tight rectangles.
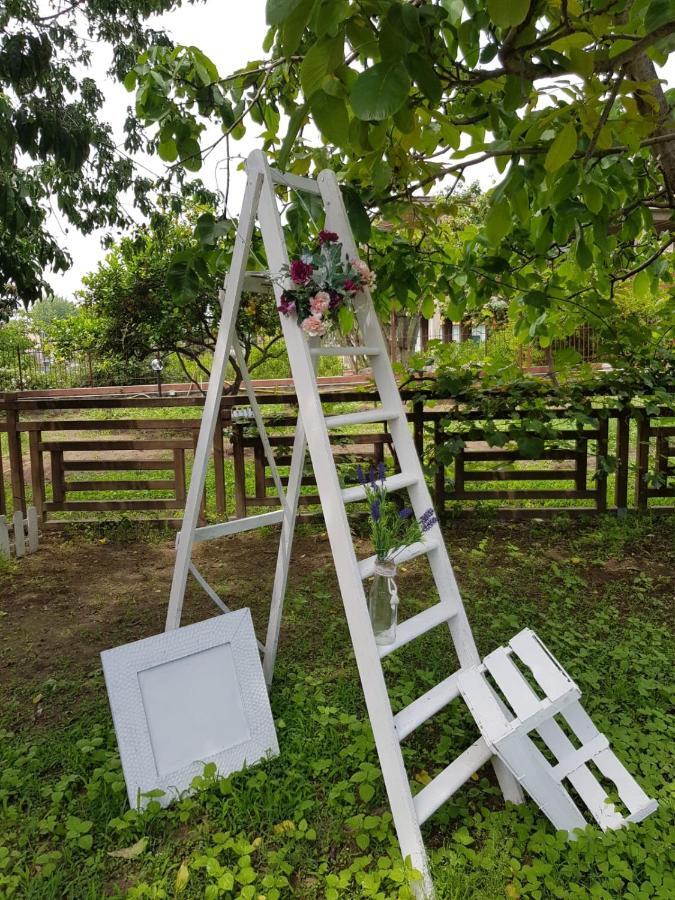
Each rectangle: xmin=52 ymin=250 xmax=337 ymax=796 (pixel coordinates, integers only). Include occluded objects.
xmin=101 ymin=609 xmax=278 ymax=808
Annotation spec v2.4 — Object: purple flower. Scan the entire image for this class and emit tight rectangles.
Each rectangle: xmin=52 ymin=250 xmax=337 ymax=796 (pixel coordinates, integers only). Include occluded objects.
xmin=369 ymin=466 xmax=377 ymax=487
xmin=278 ymin=291 xmax=296 ymax=316
xmin=318 ymin=229 xmax=339 ymax=245
xmin=377 ymin=461 xmax=386 ymax=483
xmin=370 ymin=499 xmax=381 ymax=522
xmin=420 ymin=508 xmax=438 ymax=533
xmin=356 ymin=464 xmax=365 ymax=485
xmin=290 ymin=259 xmax=314 ymax=285
xmin=399 ymin=507 xmax=413 ymax=519
xmin=328 ymin=290 xmax=343 ymax=310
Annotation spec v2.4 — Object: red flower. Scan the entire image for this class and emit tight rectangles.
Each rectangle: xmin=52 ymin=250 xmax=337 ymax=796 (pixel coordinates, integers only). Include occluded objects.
xmin=318 ymin=230 xmax=339 ymax=245
xmin=344 ymin=279 xmax=359 ymax=294
xmin=290 ymin=259 xmax=314 ymax=285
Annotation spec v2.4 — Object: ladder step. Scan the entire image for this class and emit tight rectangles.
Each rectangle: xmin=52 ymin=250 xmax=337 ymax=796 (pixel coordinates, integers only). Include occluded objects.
xmin=310 ymin=346 xmax=381 ymax=357
xmin=379 ymin=603 xmax=456 ymax=659
xmin=342 ymin=472 xmax=418 ymax=505
xmin=358 ymin=538 xmax=439 ymax=580
xmin=413 ymin=737 xmax=493 ymax=824
xmin=324 ymin=408 xmax=399 ymax=428
xmin=394 ymin=672 xmax=461 ymax=741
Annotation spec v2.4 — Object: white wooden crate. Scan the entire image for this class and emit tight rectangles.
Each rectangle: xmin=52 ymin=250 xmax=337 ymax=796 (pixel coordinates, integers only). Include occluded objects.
xmin=458 ymin=628 xmax=657 ymax=835
xmin=0 ymin=506 xmax=39 ymax=560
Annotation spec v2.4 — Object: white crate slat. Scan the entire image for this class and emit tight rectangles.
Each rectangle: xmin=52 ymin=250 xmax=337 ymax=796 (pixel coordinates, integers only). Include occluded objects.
xmin=509 ymin=629 xmax=575 ymax=701
xmin=483 ymin=646 xmax=543 ymax=720
xmin=27 ymin=506 xmax=39 ymax=553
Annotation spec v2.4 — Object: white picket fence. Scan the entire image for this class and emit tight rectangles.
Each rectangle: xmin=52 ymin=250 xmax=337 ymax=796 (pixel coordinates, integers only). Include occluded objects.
xmin=0 ymin=506 xmax=39 ymax=559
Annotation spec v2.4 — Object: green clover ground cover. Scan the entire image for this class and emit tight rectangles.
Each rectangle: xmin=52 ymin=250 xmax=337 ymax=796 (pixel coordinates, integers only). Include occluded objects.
xmin=0 ymin=514 xmax=673 ymax=898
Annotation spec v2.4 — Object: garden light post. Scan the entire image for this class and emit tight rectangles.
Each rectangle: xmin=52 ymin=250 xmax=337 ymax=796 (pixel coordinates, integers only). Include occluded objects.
xmin=151 ymin=356 xmax=163 ymax=396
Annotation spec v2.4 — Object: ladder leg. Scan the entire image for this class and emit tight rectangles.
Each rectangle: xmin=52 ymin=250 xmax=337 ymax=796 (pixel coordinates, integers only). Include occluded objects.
xmin=165 ymin=170 xmax=264 ymax=632
xmin=262 ymin=416 xmax=307 ymax=686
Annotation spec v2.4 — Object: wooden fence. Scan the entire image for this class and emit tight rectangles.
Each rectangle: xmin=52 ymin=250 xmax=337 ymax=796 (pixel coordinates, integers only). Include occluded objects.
xmin=0 ymin=389 xmax=672 ymax=530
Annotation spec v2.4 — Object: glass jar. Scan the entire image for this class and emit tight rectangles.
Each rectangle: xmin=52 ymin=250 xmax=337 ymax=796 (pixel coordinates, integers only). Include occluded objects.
xmin=368 ymin=560 xmax=398 ymax=645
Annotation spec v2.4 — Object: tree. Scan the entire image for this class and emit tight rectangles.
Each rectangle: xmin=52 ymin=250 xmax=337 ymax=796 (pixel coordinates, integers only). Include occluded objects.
xmin=28 ymin=296 xmax=77 ymax=331
xmin=78 ymin=207 xmax=283 ymax=391
xmin=0 ymin=0 xmax=192 ymax=314
xmin=128 ymin=0 xmax=675 ymax=363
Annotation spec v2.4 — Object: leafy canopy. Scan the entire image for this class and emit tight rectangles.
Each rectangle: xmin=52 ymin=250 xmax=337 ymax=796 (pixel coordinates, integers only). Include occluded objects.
xmin=128 ymin=0 xmax=675 ymax=361
xmin=0 ymin=0 xmax=195 ymax=316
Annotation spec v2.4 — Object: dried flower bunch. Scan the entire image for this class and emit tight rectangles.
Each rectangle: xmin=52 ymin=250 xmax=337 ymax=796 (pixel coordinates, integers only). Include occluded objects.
xmin=276 ymin=230 xmax=375 ymax=336
xmin=358 ymin=463 xmax=437 ymax=563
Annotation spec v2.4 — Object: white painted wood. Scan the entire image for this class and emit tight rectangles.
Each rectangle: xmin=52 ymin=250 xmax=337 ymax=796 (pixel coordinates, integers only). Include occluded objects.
xmin=509 ymin=629 xmax=574 ymax=701
xmin=188 ymin=561 xmax=230 ymax=614
xmin=102 ymin=610 xmax=278 ymax=809
xmin=268 ymin=168 xmax=322 ymax=194
xmin=394 ymin=672 xmax=461 ymax=741
xmin=414 ymin=737 xmax=493 ymax=824
xmin=379 ymin=603 xmax=456 ymax=659
xmin=192 ymin=511 xmax=285 ymax=544
xmin=0 ymin=516 xmax=9 ymax=559
xmin=551 ymin=734 xmax=609 ymax=780
xmin=12 ymin=510 xmax=25 ymax=558
xmin=323 ymin=407 xmax=399 ymax=428
xmin=166 ymin=170 xmax=265 ymax=632
xmin=483 ymin=647 xmax=543 ymax=720
xmin=26 ymin=506 xmax=39 ymax=553
xmin=251 ymin=151 xmax=438 ymax=897
xmin=317 ymin=167 xmax=524 ymax=811
xmin=358 ymin=539 xmax=439 ymax=580
xmin=232 ymin=332 xmax=288 ymax=509
xmin=310 ymin=345 xmax=381 ymax=357
xmin=341 ymin=472 xmax=418 ymax=504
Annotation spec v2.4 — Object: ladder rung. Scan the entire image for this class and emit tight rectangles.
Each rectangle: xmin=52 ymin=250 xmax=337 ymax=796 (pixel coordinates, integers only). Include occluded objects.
xmin=310 ymin=346 xmax=381 ymax=357
xmin=342 ymin=472 xmax=417 ymax=505
xmin=414 ymin=737 xmax=493 ymax=824
xmin=394 ymin=672 xmax=461 ymax=741
xmin=379 ymin=603 xmax=455 ymax=659
xmin=269 ymin=168 xmax=322 ymax=195
xmin=324 ymin=408 xmax=399 ymax=428
xmin=358 ymin=538 xmax=439 ymax=580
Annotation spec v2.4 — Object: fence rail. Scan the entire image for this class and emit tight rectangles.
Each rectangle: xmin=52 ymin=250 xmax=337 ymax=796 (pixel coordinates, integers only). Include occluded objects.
xmin=0 ymin=387 xmax=672 ymax=530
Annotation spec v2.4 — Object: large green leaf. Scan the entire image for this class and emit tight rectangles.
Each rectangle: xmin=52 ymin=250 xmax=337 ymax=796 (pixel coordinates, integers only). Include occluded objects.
xmin=342 ymin=186 xmax=371 ymax=241
xmin=406 ymin=53 xmax=442 ymax=104
xmin=310 ymin=91 xmax=350 ymax=146
xmin=544 ymin=123 xmax=578 ymax=173
xmin=487 ymin=0 xmax=530 ymax=28
xmin=266 ymin=0 xmax=303 ymax=27
xmin=300 ymin=35 xmax=344 ymax=98
xmin=485 ymin=198 xmax=512 ymax=245
xmin=350 ymin=62 xmax=411 ymax=121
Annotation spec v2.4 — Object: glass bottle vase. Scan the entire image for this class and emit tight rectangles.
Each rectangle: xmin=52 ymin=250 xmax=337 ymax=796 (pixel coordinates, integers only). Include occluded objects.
xmin=368 ymin=560 xmax=398 ymax=645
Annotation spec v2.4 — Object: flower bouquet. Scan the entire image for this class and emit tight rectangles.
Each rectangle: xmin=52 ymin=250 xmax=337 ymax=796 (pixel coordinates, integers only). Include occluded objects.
xmin=276 ymin=230 xmax=376 ymax=337
xmin=358 ymin=463 xmax=438 ymax=645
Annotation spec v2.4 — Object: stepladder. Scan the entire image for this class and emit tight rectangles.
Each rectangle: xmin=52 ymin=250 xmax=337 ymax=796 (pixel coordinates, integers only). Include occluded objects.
xmin=165 ymin=150 xmax=657 ymax=898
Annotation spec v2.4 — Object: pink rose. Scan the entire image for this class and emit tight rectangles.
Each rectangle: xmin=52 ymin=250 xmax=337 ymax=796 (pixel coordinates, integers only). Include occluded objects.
xmin=352 ymin=259 xmax=375 ymax=287
xmin=310 ymin=291 xmax=330 ymax=314
xmin=301 ymin=314 xmax=327 ymax=336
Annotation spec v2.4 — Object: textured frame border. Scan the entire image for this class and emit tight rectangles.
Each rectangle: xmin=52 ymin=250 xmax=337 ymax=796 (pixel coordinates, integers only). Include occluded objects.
xmin=101 ymin=609 xmax=278 ymax=808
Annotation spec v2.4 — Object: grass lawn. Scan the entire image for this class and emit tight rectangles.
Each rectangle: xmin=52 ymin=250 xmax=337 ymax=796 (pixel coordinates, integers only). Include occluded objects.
xmin=0 ymin=513 xmax=673 ymax=898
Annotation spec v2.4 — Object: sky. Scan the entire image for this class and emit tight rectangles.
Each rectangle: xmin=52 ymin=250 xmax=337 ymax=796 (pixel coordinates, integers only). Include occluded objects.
xmin=46 ymin=1 xmax=674 ymax=298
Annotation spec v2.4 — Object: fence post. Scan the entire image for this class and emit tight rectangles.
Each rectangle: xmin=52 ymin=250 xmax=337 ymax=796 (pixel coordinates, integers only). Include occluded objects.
xmin=634 ymin=411 xmax=650 ymax=512
xmin=413 ymin=400 xmax=424 ymax=460
xmin=5 ymin=393 xmax=26 ymax=515
xmin=595 ymin=416 xmax=608 ymax=513
xmin=433 ymin=418 xmax=446 ymax=512
xmin=213 ymin=409 xmax=226 ymax=516
xmin=28 ymin=429 xmax=45 ymax=521
xmin=231 ymin=423 xmax=247 ymax=518
xmin=615 ymin=409 xmax=630 ymax=514
xmin=0 ymin=429 xmax=6 ymax=516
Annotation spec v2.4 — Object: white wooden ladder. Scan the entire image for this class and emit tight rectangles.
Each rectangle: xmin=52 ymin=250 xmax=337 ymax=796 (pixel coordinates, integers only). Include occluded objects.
xmin=165 ymin=151 xmax=656 ymax=898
